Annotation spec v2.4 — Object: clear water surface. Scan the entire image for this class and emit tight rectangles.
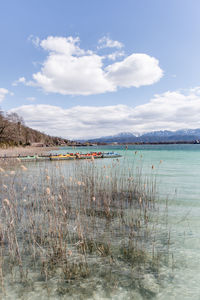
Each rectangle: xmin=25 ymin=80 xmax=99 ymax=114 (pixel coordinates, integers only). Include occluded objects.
xmin=51 ymin=144 xmax=200 ymax=300
xmin=2 ymin=144 xmax=200 ymax=299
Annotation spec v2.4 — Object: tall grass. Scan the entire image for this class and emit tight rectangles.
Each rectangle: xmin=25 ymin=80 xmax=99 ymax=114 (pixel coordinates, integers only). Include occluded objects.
xmin=0 ymin=155 xmax=170 ymax=299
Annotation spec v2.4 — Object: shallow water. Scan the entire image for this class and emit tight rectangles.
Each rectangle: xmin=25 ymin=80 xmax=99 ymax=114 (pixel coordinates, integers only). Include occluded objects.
xmin=53 ymin=144 xmax=200 ymax=299
xmin=1 ymin=144 xmax=200 ymax=299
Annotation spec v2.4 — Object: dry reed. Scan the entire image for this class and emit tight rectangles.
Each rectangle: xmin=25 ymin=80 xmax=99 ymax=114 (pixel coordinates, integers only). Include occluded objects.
xmin=0 ymin=155 xmax=170 ymax=299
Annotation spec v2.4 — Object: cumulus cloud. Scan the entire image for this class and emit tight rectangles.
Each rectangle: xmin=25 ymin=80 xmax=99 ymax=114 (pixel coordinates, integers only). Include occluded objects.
xmin=10 ymin=87 xmax=200 ymax=139
xmin=98 ymin=36 xmax=124 ymax=49
xmin=0 ymin=88 xmax=10 ymax=103
xmin=31 ymin=36 xmax=115 ymax=95
xmin=106 ymin=54 xmax=163 ymax=88
xmin=22 ymin=36 xmax=163 ymax=95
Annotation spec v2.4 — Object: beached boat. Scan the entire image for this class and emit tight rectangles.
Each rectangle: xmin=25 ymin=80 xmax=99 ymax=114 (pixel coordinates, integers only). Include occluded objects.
xmin=50 ymin=154 xmax=76 ymax=161
xmin=17 ymin=152 xmax=121 ymax=162
xmin=77 ymin=152 xmax=102 ymax=159
xmin=19 ymin=155 xmax=50 ymax=161
xmin=36 ymin=156 xmax=50 ymax=161
xmin=19 ymin=155 xmax=38 ymax=161
xmin=102 ymin=152 xmax=121 ymax=158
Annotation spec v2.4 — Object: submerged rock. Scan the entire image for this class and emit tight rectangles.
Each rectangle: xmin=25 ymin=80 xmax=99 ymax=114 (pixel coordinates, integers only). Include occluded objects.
xmin=140 ymin=274 xmax=159 ymax=296
xmin=128 ymin=290 xmax=143 ymax=300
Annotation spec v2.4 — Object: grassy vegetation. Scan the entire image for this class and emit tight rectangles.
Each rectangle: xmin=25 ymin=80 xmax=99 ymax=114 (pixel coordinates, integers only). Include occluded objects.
xmin=0 ymin=155 xmax=170 ymax=299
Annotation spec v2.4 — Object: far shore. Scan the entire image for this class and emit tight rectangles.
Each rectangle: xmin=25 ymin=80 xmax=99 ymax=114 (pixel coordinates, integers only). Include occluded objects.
xmin=0 ymin=146 xmax=59 ymax=157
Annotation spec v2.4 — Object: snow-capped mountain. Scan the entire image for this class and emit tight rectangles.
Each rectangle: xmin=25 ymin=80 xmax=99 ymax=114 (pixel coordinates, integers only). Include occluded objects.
xmin=100 ymin=132 xmax=137 ymax=139
xmin=84 ymin=129 xmax=200 ymax=143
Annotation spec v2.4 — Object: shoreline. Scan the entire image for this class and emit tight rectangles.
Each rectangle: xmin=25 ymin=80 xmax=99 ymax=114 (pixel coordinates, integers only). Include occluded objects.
xmin=0 ymin=146 xmax=59 ymax=157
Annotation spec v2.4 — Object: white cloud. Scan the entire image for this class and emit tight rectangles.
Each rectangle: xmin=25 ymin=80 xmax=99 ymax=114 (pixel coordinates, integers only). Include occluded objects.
xmin=107 ymin=51 xmax=125 ymax=61
xmin=28 ymin=35 xmax=40 ymax=48
xmin=12 ymin=77 xmax=26 ymax=86
xmin=105 ymin=54 xmax=163 ymax=88
xmin=22 ymin=36 xmax=163 ymax=95
xmin=10 ymin=87 xmax=200 ymax=139
xmin=31 ymin=36 xmax=115 ymax=95
xmin=0 ymin=88 xmax=10 ymax=103
xmin=40 ymin=36 xmax=86 ymax=56
xmin=98 ymin=36 xmax=124 ymax=49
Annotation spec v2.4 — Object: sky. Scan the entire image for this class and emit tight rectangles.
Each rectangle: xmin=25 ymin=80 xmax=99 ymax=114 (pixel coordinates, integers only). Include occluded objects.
xmin=1 ymin=0 xmax=200 ymax=139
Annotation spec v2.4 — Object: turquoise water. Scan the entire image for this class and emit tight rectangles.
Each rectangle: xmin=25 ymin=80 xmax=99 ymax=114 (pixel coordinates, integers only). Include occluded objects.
xmin=54 ymin=144 xmax=200 ymax=202
xmin=1 ymin=144 xmax=199 ymax=299
xmin=52 ymin=144 xmax=200 ymax=299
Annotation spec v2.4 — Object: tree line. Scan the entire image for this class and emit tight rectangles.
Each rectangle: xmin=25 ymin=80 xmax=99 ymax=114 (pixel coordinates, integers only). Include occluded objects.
xmin=0 ymin=109 xmax=70 ymax=147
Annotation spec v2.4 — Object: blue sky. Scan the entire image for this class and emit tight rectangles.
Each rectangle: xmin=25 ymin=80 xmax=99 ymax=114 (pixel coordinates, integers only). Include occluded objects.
xmin=1 ymin=0 xmax=200 ymax=139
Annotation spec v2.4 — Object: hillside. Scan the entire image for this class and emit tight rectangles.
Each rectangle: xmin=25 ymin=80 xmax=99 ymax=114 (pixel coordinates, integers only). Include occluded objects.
xmin=0 ymin=110 xmax=72 ymax=147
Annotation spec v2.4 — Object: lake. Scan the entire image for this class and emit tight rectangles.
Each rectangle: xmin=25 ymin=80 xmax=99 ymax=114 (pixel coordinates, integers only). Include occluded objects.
xmin=55 ymin=144 xmax=200 ymax=300
xmin=0 ymin=144 xmax=199 ymax=299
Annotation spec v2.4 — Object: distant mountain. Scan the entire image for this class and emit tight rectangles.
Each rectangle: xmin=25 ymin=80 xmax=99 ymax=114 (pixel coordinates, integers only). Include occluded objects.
xmin=107 ymin=132 xmax=136 ymax=138
xmin=142 ymin=129 xmax=200 ymax=137
xmin=83 ymin=129 xmax=200 ymax=144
